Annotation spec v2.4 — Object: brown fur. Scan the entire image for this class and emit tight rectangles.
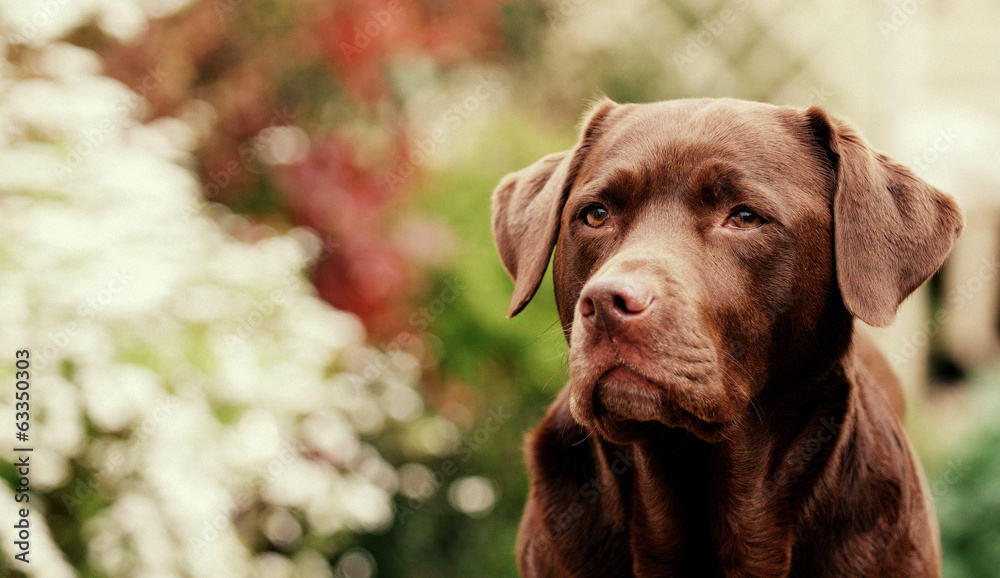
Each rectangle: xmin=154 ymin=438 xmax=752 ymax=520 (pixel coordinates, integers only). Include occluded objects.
xmin=491 ymin=98 xmax=962 ymax=577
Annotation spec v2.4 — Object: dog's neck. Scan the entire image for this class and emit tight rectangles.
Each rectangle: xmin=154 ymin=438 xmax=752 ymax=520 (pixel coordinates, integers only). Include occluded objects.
xmin=619 ymin=352 xmax=859 ymax=574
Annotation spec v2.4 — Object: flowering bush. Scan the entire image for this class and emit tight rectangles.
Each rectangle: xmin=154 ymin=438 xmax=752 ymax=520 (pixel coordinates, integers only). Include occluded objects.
xmin=95 ymin=0 xmax=507 ymax=338
xmin=0 ymin=3 xmax=462 ymax=576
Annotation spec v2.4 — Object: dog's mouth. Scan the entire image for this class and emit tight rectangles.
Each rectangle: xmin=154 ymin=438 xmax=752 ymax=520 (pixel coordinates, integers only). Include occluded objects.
xmin=593 ymin=366 xmax=664 ymax=422
xmin=569 ymin=350 xmax=736 ymax=443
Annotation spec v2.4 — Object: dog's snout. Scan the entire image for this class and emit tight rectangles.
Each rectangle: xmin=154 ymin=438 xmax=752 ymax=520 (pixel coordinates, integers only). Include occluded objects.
xmin=579 ymin=275 xmax=655 ymax=330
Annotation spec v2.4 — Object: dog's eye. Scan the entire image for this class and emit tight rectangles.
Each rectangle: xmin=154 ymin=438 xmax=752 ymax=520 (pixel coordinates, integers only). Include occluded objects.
xmin=583 ymin=205 xmax=610 ymax=228
xmin=728 ymin=208 xmax=763 ymax=229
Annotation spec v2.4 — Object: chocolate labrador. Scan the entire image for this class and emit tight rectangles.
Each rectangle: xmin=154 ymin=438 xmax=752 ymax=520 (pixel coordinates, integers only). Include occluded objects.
xmin=491 ymin=98 xmax=962 ymax=576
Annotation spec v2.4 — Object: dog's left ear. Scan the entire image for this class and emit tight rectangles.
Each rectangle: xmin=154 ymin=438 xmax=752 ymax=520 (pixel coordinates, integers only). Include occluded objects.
xmin=805 ymin=106 xmax=964 ymax=327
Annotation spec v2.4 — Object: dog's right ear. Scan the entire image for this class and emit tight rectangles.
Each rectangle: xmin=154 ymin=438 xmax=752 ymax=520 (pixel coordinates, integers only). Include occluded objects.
xmin=492 ymin=99 xmax=618 ymax=318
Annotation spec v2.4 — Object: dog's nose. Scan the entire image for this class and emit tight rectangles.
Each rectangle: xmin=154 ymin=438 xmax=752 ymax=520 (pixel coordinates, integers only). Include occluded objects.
xmin=579 ymin=275 xmax=655 ymax=331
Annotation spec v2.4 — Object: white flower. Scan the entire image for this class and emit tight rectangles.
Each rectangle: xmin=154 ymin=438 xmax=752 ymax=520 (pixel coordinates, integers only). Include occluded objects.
xmin=0 ymin=2 xmax=454 ymax=574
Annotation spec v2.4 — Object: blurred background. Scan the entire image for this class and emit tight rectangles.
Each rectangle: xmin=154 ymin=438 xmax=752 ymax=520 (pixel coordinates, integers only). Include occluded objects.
xmin=0 ymin=0 xmax=998 ymax=576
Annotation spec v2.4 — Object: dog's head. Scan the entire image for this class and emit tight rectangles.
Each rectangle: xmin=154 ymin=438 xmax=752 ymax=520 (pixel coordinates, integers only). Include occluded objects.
xmin=492 ymin=98 xmax=962 ymax=442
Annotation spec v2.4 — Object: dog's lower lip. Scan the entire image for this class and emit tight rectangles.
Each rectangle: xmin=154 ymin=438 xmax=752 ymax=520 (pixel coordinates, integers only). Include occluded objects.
xmin=595 ymin=366 xmax=662 ymax=421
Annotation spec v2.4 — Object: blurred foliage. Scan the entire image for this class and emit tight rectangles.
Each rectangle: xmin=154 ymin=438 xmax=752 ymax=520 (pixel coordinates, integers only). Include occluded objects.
xmin=926 ymin=368 xmax=1000 ymax=578
xmin=91 ymin=4 xmax=584 ymax=571
xmin=0 ymin=38 xmax=458 ymax=573
xmin=99 ymin=0 xmax=508 ymax=339
xmin=351 ymin=108 xmax=576 ymax=577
